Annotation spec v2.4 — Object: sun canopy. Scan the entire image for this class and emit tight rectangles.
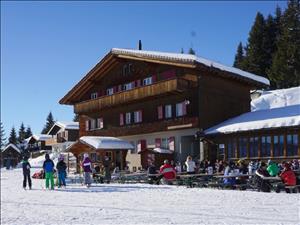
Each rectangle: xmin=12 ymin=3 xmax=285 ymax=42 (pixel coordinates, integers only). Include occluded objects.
xmin=79 ymin=136 xmax=134 ymax=150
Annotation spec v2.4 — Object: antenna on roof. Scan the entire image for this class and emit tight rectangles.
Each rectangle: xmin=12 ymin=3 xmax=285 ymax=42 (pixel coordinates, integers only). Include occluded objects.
xmin=138 ymin=40 xmax=142 ymax=50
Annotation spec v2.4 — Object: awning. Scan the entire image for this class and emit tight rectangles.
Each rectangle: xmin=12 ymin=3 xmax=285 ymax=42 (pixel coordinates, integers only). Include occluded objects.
xmin=78 ymin=136 xmax=134 ymax=150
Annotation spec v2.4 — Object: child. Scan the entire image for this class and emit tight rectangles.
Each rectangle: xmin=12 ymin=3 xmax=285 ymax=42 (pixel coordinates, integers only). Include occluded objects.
xmin=22 ymin=156 xmax=32 ymax=190
xmin=56 ymin=155 xmax=67 ymax=188
xmin=43 ymin=153 xmax=55 ymax=190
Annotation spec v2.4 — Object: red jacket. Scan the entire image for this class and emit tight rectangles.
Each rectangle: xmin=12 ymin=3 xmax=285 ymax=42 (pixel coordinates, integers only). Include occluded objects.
xmin=280 ymin=170 xmax=296 ymax=186
xmin=160 ymin=164 xmax=176 ymax=180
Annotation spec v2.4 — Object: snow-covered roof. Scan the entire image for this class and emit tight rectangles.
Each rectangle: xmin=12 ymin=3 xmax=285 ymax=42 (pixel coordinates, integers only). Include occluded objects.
xmin=112 ymin=48 xmax=270 ymax=86
xmin=205 ymin=104 xmax=300 ymax=135
xmin=30 ymin=134 xmax=53 ymax=142
xmin=2 ymin=143 xmax=22 ymax=154
xmin=251 ymin=86 xmax=300 ymax=111
xmin=79 ymin=136 xmax=134 ymax=150
xmin=47 ymin=121 xmax=79 ymax=135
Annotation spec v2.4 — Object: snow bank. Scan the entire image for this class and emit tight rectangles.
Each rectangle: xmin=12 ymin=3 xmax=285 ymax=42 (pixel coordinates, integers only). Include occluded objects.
xmin=1 ymin=169 xmax=299 ymax=225
xmin=251 ymin=86 xmax=300 ymax=111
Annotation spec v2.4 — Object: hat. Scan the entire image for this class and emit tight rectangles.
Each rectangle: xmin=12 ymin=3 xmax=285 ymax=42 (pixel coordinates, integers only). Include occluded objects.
xmin=45 ymin=153 xmax=50 ymax=159
xmin=164 ymin=159 xmax=169 ymax=164
xmin=83 ymin=153 xmax=89 ymax=158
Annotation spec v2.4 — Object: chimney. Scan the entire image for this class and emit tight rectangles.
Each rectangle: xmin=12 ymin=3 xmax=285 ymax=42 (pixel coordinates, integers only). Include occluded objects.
xmin=138 ymin=40 xmax=142 ymax=50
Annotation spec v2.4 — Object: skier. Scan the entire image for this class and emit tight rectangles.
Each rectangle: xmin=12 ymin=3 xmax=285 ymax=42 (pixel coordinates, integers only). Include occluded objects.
xmin=56 ymin=154 xmax=67 ymax=188
xmin=81 ymin=153 xmax=92 ymax=187
xmin=22 ymin=156 xmax=32 ymax=190
xmin=43 ymin=153 xmax=55 ymax=190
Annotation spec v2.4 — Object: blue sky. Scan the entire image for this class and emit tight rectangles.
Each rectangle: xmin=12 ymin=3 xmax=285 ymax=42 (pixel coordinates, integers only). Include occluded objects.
xmin=1 ymin=1 xmax=286 ymax=137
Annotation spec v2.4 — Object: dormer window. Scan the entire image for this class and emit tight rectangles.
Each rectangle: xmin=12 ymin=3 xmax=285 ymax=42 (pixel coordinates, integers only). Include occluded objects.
xmin=107 ymin=88 xmax=114 ymax=96
xmin=91 ymin=92 xmax=98 ymax=99
xmin=143 ymin=77 xmax=152 ymax=86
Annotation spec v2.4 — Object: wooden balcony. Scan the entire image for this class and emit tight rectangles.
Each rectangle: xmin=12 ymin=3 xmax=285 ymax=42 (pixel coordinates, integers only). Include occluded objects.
xmin=74 ymin=78 xmax=192 ymax=114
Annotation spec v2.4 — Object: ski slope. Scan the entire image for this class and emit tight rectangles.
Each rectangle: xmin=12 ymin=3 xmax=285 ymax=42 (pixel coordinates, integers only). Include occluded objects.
xmin=1 ymin=169 xmax=299 ymax=225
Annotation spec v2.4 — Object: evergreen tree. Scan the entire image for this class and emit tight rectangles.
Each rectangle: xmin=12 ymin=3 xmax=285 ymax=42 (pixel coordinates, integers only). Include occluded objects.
xmin=0 ymin=122 xmax=6 ymax=149
xmin=8 ymin=127 xmax=18 ymax=145
xmin=25 ymin=126 xmax=33 ymax=139
xmin=18 ymin=122 xmax=26 ymax=143
xmin=233 ymin=42 xmax=245 ymax=69
xmin=243 ymin=12 xmax=269 ymax=77
xmin=269 ymin=0 xmax=300 ymax=88
xmin=188 ymin=48 xmax=196 ymax=55
xmin=41 ymin=112 xmax=55 ymax=134
xmin=73 ymin=114 xmax=79 ymax=122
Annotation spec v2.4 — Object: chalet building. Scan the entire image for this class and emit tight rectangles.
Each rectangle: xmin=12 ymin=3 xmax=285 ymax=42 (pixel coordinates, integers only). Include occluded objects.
xmin=204 ymin=87 xmax=300 ymax=162
xmin=59 ymin=48 xmax=269 ymax=170
xmin=47 ymin=121 xmax=79 ymax=153
xmin=25 ymin=134 xmax=52 ymax=156
xmin=1 ymin=144 xmax=22 ymax=168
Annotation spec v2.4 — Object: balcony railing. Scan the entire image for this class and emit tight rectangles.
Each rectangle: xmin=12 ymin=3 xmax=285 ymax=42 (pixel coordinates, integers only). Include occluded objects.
xmin=75 ymin=78 xmax=192 ymax=114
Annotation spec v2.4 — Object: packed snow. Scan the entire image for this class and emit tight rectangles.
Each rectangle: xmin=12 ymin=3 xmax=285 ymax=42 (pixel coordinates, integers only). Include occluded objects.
xmin=251 ymin=86 xmax=300 ymax=111
xmin=112 ymin=48 xmax=270 ymax=86
xmin=1 ymin=169 xmax=299 ymax=225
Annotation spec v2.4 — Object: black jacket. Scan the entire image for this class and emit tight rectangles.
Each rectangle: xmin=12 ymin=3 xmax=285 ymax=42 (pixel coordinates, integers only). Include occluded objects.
xmin=22 ymin=160 xmax=31 ymax=175
xmin=56 ymin=161 xmax=67 ymax=172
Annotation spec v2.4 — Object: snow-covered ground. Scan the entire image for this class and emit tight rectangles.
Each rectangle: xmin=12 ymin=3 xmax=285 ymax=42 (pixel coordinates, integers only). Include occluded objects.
xmin=1 ymin=169 xmax=299 ymax=225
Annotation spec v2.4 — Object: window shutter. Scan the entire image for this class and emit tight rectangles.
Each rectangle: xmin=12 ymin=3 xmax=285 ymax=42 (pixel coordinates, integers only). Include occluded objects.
xmin=182 ymin=102 xmax=187 ymax=115
xmin=155 ymin=138 xmax=161 ymax=148
xmin=119 ymin=113 xmax=124 ymax=126
xmin=168 ymin=137 xmax=175 ymax=151
xmin=157 ymin=106 xmax=163 ymax=119
xmin=85 ymin=120 xmax=89 ymax=131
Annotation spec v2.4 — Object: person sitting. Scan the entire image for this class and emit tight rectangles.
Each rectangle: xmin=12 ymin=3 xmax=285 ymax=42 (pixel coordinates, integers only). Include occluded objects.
xmin=278 ymin=162 xmax=297 ymax=193
xmin=147 ymin=161 xmax=158 ymax=184
xmin=267 ymin=160 xmax=280 ymax=177
xmin=255 ymin=162 xmax=271 ymax=192
xmin=158 ymin=160 xmax=177 ymax=185
xmin=185 ymin=156 xmax=196 ymax=174
xmin=223 ymin=162 xmax=236 ymax=188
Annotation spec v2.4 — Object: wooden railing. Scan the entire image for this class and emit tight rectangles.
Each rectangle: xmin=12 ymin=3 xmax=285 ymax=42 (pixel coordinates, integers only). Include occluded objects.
xmin=74 ymin=78 xmax=191 ymax=114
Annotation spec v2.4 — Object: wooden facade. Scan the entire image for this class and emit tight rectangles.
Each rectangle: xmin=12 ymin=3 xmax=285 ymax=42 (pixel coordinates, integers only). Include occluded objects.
xmin=59 ymin=49 xmax=268 ymax=168
xmin=1 ymin=144 xmax=22 ymax=168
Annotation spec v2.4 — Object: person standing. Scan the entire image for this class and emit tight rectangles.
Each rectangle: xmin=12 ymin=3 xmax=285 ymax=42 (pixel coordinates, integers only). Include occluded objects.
xmin=185 ymin=156 xmax=196 ymax=174
xmin=43 ymin=153 xmax=55 ymax=190
xmin=103 ymin=156 xmax=111 ymax=184
xmin=22 ymin=156 xmax=32 ymax=190
xmin=56 ymin=155 xmax=67 ymax=188
xmin=81 ymin=153 xmax=92 ymax=187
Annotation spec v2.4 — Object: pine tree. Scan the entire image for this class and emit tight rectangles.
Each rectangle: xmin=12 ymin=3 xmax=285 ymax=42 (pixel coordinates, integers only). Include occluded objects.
xmin=25 ymin=126 xmax=33 ymax=139
xmin=8 ymin=127 xmax=18 ymax=145
xmin=243 ymin=12 xmax=269 ymax=77
xmin=188 ymin=48 xmax=196 ymax=55
xmin=73 ymin=114 xmax=79 ymax=122
xmin=269 ymin=0 xmax=300 ymax=88
xmin=0 ymin=122 xmax=6 ymax=149
xmin=18 ymin=122 xmax=26 ymax=143
xmin=41 ymin=112 xmax=55 ymax=134
xmin=233 ymin=42 xmax=245 ymax=69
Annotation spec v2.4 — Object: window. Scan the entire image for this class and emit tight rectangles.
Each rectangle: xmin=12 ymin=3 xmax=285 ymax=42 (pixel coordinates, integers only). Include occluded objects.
xmin=165 ymin=105 xmax=172 ymax=118
xmin=239 ymin=137 xmax=247 ymax=158
xmin=287 ymin=134 xmax=298 ymax=156
xmin=218 ymin=144 xmax=225 ymax=159
xmin=157 ymin=106 xmax=163 ymax=119
xmin=120 ymin=113 xmax=124 ymax=126
xmin=96 ymin=153 xmax=101 ymax=162
xmin=274 ymin=135 xmax=284 ymax=157
xmin=123 ymin=64 xmax=132 ymax=76
xmin=261 ymin=136 xmax=271 ymax=157
xmin=227 ymin=139 xmax=236 ymax=159
xmin=143 ymin=77 xmax=152 ymax=86
xmin=96 ymin=118 xmax=103 ymax=129
xmin=107 ymin=88 xmax=114 ymax=96
xmin=105 ymin=151 xmax=112 ymax=161
xmin=85 ymin=120 xmax=90 ymax=131
xmin=249 ymin=137 xmax=259 ymax=157
xmin=91 ymin=92 xmax=98 ymax=99
xmin=124 ymin=82 xmax=133 ymax=91
xmin=176 ymin=102 xmax=187 ymax=117
xmin=161 ymin=138 xmax=168 ymax=149
xmin=134 ymin=110 xmax=142 ymax=123
xmin=125 ymin=112 xmax=131 ymax=124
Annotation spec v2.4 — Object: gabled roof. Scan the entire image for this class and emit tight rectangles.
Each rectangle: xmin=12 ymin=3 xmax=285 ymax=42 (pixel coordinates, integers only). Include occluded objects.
xmin=205 ymin=104 xmax=300 ymax=135
xmin=2 ymin=143 xmax=22 ymax=154
xmin=28 ymin=134 xmax=52 ymax=142
xmin=59 ymin=48 xmax=270 ymax=105
xmin=47 ymin=121 xmax=79 ymax=135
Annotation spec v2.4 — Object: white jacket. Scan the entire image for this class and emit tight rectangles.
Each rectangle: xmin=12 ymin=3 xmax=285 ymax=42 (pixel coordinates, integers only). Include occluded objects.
xmin=185 ymin=160 xmax=196 ymax=172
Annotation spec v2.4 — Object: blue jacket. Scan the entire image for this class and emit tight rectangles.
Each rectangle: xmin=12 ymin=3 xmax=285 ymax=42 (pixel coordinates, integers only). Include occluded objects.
xmin=43 ymin=159 xmax=54 ymax=173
